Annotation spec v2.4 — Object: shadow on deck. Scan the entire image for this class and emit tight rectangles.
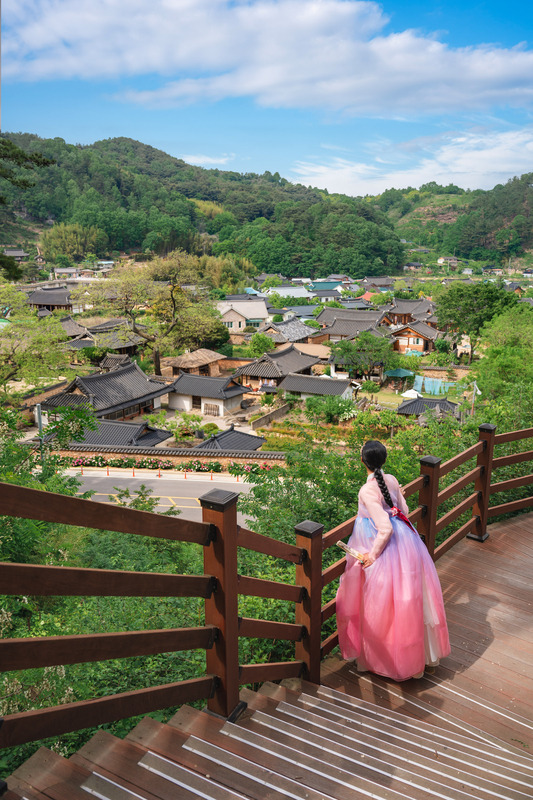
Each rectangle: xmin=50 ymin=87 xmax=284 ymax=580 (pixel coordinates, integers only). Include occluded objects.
xmin=321 ymin=512 xmax=533 ymax=754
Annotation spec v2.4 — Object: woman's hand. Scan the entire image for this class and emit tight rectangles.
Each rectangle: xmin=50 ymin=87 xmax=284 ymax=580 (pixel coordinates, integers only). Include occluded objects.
xmin=361 ymin=552 xmax=374 ymax=569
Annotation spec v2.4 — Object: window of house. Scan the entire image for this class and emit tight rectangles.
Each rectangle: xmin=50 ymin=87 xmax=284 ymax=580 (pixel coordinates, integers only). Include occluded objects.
xmin=192 ymin=396 xmax=202 ymax=409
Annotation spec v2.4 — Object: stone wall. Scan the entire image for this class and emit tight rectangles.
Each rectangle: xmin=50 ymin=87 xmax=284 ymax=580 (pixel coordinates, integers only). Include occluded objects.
xmin=250 ymin=403 xmax=290 ymax=430
xmin=57 ymin=444 xmax=286 ymax=469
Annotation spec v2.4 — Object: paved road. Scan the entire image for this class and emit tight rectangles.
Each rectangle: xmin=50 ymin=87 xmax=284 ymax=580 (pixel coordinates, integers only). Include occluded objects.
xmin=68 ymin=468 xmax=253 ymax=524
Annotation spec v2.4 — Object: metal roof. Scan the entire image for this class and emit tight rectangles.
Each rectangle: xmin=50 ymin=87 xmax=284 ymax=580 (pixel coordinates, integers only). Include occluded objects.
xmin=278 ymin=373 xmax=352 ymax=396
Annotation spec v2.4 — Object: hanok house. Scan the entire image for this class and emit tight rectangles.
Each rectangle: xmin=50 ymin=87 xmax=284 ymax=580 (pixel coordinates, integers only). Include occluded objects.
xmin=3 ymin=248 xmax=29 ymax=261
xmin=277 ymin=373 xmax=354 ymax=401
xmin=379 ymin=298 xmax=435 ymax=327
xmin=390 ymin=320 xmax=443 ymax=354
xmin=194 ymin=424 xmax=266 ymax=452
xmin=160 ymin=349 xmax=228 ymax=379
xmin=396 ymin=396 xmax=460 ymax=421
xmin=232 ymin=344 xmax=320 ymax=391
xmin=40 ymin=362 xmax=170 ymax=424
xmin=254 ymin=318 xmax=316 ymax=344
xmin=26 ymin=286 xmax=76 ymax=314
xmin=64 ymin=419 xmax=173 ymax=448
xmin=169 ymin=373 xmax=247 ymax=417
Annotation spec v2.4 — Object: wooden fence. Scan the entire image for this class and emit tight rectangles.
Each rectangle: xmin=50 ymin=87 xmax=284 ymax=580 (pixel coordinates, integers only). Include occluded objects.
xmin=1 ymin=423 xmax=532 ymax=749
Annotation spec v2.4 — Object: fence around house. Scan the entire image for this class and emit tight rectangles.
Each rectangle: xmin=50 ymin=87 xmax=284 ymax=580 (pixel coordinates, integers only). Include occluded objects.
xmin=1 ymin=423 xmax=532 ymax=751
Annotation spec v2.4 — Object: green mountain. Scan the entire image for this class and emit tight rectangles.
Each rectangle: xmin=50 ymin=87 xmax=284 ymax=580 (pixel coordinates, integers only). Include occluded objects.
xmin=0 ymin=133 xmax=405 ymax=279
xmin=370 ymin=178 xmax=533 ymax=261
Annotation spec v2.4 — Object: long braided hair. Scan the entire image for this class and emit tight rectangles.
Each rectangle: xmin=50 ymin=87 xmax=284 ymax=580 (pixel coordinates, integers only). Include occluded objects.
xmin=361 ymin=440 xmax=394 ymax=508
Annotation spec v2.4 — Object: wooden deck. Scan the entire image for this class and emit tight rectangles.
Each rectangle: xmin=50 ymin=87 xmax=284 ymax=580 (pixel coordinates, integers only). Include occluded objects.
xmin=321 ymin=511 xmax=533 ymax=754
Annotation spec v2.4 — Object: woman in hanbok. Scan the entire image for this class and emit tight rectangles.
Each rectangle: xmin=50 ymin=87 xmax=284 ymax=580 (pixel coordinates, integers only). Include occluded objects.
xmin=336 ymin=440 xmax=450 ymax=680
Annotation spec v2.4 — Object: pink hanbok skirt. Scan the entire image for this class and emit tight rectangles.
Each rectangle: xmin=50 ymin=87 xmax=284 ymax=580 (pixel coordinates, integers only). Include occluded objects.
xmin=336 ymin=515 xmax=450 ymax=681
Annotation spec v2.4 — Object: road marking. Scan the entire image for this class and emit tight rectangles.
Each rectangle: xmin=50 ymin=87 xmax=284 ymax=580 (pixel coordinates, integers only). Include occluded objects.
xmin=79 ymin=493 xmax=202 ymax=508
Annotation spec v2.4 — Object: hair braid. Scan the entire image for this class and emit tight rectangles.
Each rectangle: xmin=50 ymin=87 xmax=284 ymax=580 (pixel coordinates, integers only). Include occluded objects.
xmin=374 ymin=467 xmax=394 ymax=508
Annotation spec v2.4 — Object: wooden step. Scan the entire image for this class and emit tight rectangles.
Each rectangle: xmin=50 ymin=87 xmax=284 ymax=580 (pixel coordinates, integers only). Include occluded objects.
xmin=72 ymin=728 xmax=222 ymax=799
xmin=245 ymin=683 xmax=533 ymax=799
xmin=128 ymin=715 xmax=332 ymax=800
xmin=6 ymin=746 xmax=100 ymax=799
xmin=169 ymin=704 xmax=404 ymax=799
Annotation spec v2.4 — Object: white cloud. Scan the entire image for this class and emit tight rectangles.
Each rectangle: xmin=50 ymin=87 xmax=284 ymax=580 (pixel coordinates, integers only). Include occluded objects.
xmin=180 ymin=152 xmax=235 ymax=166
xmin=291 ymin=128 xmax=533 ymax=195
xmin=4 ymin=0 xmax=533 ymax=117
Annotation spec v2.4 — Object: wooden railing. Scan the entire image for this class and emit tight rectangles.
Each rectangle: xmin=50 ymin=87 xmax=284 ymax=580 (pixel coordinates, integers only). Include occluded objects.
xmin=1 ymin=423 xmax=533 ymax=748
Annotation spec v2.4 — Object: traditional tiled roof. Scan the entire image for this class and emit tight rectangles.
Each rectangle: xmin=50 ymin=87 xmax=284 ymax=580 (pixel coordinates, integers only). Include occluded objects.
xmin=195 ymin=424 xmax=265 ymax=452
xmin=314 ymin=307 xmax=384 ymax=327
xmin=278 ymin=373 xmax=352 ymax=396
xmin=41 ymin=392 xmax=92 ymax=410
xmin=391 ymin=320 xmax=442 ymax=340
xmin=27 ymin=287 xmax=71 ymax=306
xmin=73 ymin=420 xmax=172 ymax=447
xmin=232 ymin=344 xmax=320 ymax=379
xmin=163 ymin=349 xmax=227 ymax=369
xmin=312 ymin=318 xmax=387 ymax=339
xmin=257 ymin=318 xmax=315 ymax=342
xmin=86 ymin=319 xmax=144 ymax=350
xmin=285 ymin=305 xmax=321 ymax=317
xmin=312 ymin=289 xmax=343 ymax=298
xmin=43 ymin=363 xmax=169 ymax=416
xmin=380 ymin=298 xmax=435 ymax=316
xmin=65 ymin=335 xmax=95 ymax=350
xmin=396 ymin=397 xmax=459 ymax=417
xmin=171 ymin=373 xmax=247 ymax=399
xmin=99 ymin=353 xmax=132 ymax=371
xmin=361 ymin=276 xmax=394 ymax=287
xmin=60 ymin=315 xmax=88 ymax=338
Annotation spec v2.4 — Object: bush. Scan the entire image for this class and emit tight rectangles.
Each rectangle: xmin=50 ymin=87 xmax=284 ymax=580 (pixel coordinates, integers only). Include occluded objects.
xmin=361 ymin=380 xmax=380 ymax=394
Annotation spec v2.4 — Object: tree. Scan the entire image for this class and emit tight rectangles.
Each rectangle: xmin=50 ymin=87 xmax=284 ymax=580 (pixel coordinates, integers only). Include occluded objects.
xmin=435 ymin=281 xmax=518 ymax=362
xmin=0 ymin=282 xmax=73 ymax=394
xmin=329 ymin=333 xmax=397 ymax=381
xmin=247 ymin=333 xmax=276 ymax=357
xmin=0 ymin=137 xmax=54 ymax=205
xmin=0 ymin=253 xmax=23 ymax=281
xmin=475 ymin=305 xmax=533 ymax=397
xmin=41 ymin=222 xmax=109 ymax=262
xmin=73 ymin=251 xmax=228 ymax=374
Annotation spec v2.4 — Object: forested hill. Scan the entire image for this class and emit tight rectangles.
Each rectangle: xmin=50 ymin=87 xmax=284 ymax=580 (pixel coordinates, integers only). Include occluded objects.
xmin=0 ymin=133 xmax=404 ymax=279
xmin=374 ymin=176 xmax=533 ymax=262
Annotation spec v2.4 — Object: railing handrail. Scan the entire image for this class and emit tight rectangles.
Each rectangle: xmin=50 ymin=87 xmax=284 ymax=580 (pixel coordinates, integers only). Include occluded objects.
xmin=2 ymin=422 xmax=533 ymax=750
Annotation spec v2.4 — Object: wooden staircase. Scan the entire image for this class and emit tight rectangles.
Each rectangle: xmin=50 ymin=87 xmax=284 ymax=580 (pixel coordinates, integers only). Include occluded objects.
xmin=6 ymin=677 xmax=533 ymax=799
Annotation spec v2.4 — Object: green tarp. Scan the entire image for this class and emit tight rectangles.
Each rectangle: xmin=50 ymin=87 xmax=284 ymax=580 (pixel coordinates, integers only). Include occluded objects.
xmin=385 ymin=368 xmax=414 ymax=378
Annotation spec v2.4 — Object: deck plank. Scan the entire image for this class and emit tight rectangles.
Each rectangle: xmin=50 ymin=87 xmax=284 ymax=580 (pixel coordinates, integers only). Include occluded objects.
xmin=322 ymin=512 xmax=533 ymax=753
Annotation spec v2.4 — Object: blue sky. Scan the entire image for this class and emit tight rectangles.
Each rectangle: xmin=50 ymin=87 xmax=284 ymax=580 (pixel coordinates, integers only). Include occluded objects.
xmin=3 ymin=1 xmax=533 ymax=196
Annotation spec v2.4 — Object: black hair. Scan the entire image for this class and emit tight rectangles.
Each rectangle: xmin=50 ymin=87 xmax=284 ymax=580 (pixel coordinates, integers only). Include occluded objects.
xmin=361 ymin=440 xmax=394 ymax=508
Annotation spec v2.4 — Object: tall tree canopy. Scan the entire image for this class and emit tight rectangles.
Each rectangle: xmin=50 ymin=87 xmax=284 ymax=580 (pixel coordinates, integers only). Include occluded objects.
xmin=435 ymin=281 xmax=518 ymax=362
xmin=75 ymin=251 xmax=229 ymax=373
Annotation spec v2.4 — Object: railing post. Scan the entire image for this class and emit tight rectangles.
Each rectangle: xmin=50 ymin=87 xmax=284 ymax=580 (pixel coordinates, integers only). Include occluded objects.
xmin=200 ymin=489 xmax=240 ymax=717
xmin=294 ymin=520 xmax=324 ymax=684
xmin=468 ymin=423 xmax=497 ymax=543
xmin=418 ymin=456 xmax=442 ymax=558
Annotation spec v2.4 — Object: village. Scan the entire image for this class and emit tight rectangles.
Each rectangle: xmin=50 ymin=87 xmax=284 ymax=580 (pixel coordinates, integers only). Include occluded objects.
xmin=2 ymin=249 xmax=531 ymax=477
